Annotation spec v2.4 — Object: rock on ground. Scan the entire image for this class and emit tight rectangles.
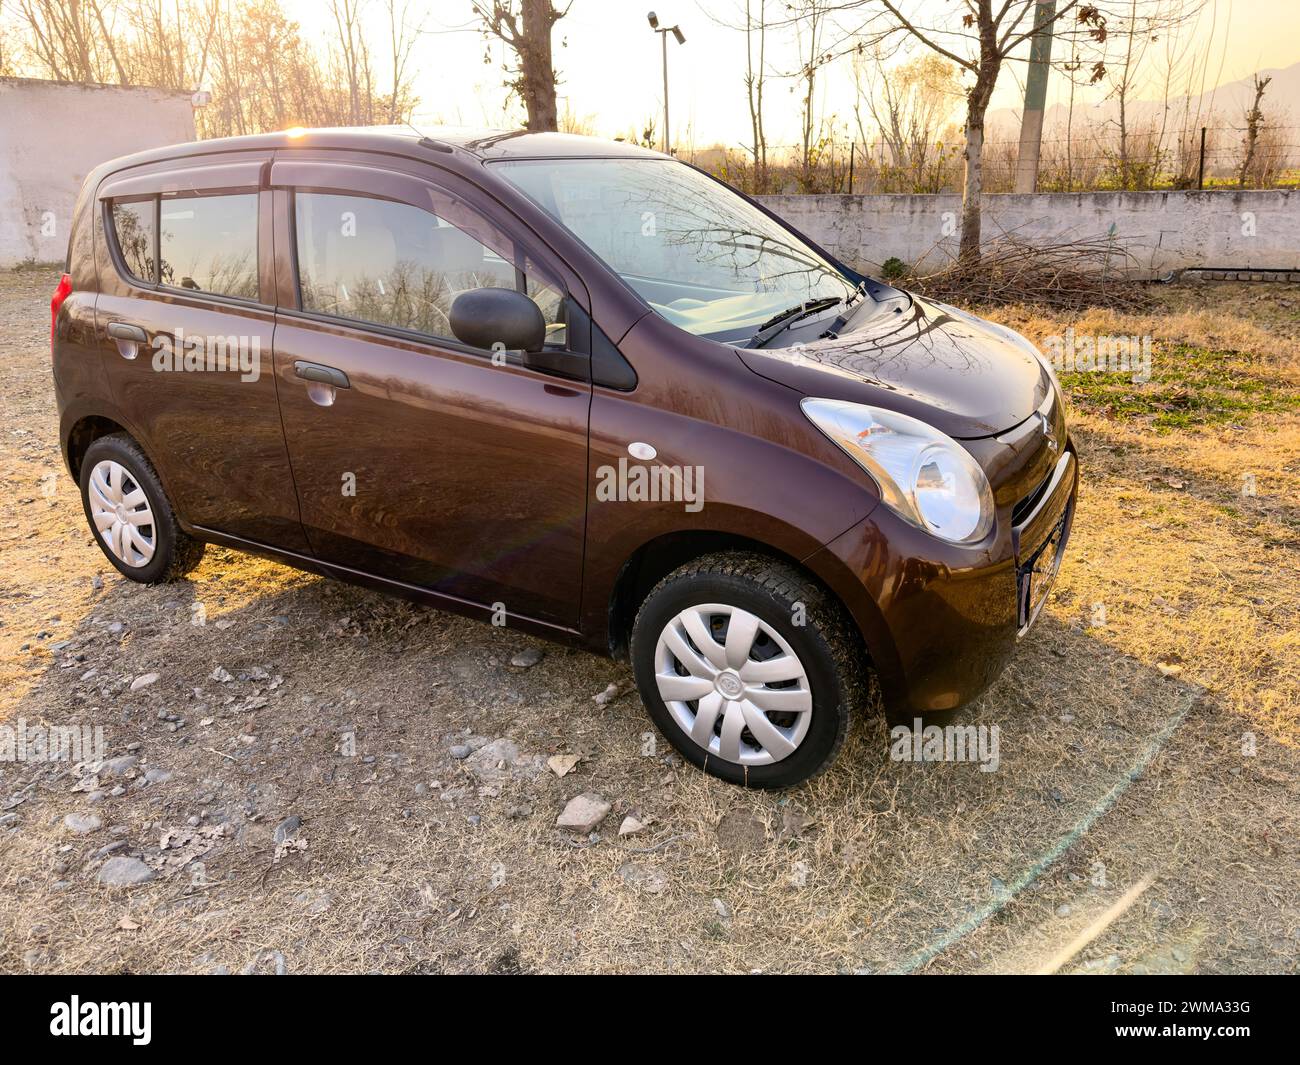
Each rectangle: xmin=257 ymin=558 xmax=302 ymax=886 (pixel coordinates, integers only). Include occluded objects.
xmin=97 ymin=856 xmax=155 ymax=887
xmin=618 ymin=862 xmax=667 ymax=894
xmin=556 ymin=792 xmax=612 ymax=833
xmin=464 ymin=738 xmax=543 ymax=784
xmin=510 ymin=647 xmax=543 ymax=669
xmin=274 ymin=815 xmax=302 ymax=844
xmin=63 ymin=813 xmax=102 ymax=835
xmin=98 ymin=755 xmax=138 ymax=778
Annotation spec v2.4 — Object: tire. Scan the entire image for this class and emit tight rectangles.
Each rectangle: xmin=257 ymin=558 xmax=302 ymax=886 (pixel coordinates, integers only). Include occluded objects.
xmin=630 ymin=551 xmax=864 ymax=788
xmin=79 ymin=433 xmax=205 ymax=584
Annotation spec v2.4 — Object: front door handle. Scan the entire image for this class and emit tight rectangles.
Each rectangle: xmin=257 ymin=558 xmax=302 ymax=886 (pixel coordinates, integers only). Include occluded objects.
xmin=107 ymin=321 xmax=148 ymax=343
xmin=294 ymin=361 xmax=350 ymax=389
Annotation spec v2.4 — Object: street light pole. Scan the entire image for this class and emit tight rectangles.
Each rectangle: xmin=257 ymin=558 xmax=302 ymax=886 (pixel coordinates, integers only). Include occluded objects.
xmin=661 ymin=28 xmax=669 ymax=154
xmin=647 ymin=12 xmax=685 ymax=155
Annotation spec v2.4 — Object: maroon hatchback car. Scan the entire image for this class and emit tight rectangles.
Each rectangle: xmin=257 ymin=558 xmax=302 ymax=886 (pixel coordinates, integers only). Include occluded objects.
xmin=51 ymin=127 xmax=1076 ymax=787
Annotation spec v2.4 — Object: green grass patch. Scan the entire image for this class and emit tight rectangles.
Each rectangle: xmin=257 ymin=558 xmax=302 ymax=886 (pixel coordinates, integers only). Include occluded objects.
xmin=1061 ymin=342 xmax=1299 ymax=430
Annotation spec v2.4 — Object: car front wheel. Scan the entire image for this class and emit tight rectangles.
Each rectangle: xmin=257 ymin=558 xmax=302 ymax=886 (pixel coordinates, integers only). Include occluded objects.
xmin=630 ymin=552 xmax=863 ymax=788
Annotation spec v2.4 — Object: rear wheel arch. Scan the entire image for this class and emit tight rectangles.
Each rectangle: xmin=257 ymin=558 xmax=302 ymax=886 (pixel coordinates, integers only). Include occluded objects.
xmin=66 ymin=415 xmax=181 ymax=519
xmin=66 ymin=415 xmax=130 ymax=481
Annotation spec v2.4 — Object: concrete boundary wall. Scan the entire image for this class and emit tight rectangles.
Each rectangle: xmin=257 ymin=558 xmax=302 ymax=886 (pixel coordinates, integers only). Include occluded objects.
xmin=1 ymin=77 xmax=195 ymax=267
xmin=757 ymin=189 xmax=1299 ymax=279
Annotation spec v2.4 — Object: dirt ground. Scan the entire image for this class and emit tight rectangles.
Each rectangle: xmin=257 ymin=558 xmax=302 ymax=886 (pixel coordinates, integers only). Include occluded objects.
xmin=1 ymin=266 xmax=1296 ymax=974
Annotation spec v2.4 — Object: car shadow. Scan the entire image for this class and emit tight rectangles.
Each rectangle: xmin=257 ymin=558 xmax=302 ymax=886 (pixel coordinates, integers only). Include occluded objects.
xmin=3 ymin=550 xmax=1221 ymax=974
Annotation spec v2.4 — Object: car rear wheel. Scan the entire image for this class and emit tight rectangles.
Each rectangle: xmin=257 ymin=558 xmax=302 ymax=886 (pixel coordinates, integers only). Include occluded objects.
xmin=79 ymin=433 xmax=204 ymax=583
xmin=630 ymin=552 xmax=863 ymax=788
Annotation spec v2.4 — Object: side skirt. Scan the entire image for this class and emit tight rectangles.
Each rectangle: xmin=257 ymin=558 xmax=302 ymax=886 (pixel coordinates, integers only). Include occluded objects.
xmin=188 ymin=524 xmax=596 ymax=652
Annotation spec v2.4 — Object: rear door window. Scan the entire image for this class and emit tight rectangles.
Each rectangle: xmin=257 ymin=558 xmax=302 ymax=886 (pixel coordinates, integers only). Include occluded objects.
xmin=108 ymin=192 xmax=258 ymax=300
xmin=159 ymin=193 xmax=259 ymax=299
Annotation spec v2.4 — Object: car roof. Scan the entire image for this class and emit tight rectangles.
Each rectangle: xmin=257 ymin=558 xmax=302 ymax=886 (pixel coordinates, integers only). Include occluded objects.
xmin=409 ymin=127 xmax=666 ymax=160
xmin=97 ymin=125 xmax=667 ymax=173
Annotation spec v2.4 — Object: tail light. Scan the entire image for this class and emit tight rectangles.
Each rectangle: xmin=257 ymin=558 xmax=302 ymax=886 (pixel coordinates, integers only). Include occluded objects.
xmin=50 ymin=272 xmax=72 ymax=349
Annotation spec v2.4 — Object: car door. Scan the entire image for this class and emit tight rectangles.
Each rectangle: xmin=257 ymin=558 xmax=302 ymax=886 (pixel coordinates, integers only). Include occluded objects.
xmin=94 ymin=154 xmax=309 ymax=551
xmin=269 ymin=155 xmax=592 ymax=629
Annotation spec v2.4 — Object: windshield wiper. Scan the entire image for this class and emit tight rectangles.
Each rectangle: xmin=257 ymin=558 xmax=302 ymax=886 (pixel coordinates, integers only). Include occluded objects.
xmin=821 ymin=281 xmax=871 ymax=338
xmin=745 ymin=296 xmax=845 ymax=349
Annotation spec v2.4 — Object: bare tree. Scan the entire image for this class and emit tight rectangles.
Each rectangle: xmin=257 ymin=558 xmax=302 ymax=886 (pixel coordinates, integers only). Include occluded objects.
xmin=854 ymin=50 xmax=962 ymax=192
xmin=1236 ymin=73 xmax=1270 ymax=188
xmin=470 ymin=0 xmax=571 ymax=131
xmin=1105 ymin=0 xmax=1167 ymax=188
xmin=833 ymin=1 xmax=1112 ymax=262
xmin=4 ymin=0 xmax=419 ymax=133
xmin=791 ymin=0 xmax=831 ymax=189
xmin=12 ymin=0 xmax=113 ymax=81
xmin=0 ymin=17 xmax=16 ymax=76
xmin=329 ymin=0 xmax=373 ymax=125
xmin=384 ymin=0 xmax=427 ymax=124
xmin=10 ymin=0 xmax=221 ymax=90
xmin=744 ymin=0 xmax=770 ymax=191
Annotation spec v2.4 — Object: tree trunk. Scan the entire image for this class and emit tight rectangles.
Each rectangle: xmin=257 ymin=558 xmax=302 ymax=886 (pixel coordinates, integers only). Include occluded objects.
xmin=959 ymin=61 xmax=998 ymax=264
xmin=520 ymin=0 xmax=558 ymax=131
xmin=1237 ymin=74 xmax=1270 ymax=188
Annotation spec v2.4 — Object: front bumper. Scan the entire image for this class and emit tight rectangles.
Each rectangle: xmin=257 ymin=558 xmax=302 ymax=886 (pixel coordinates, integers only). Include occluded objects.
xmin=1014 ymin=451 xmax=1076 ymax=635
xmin=806 ymin=443 xmax=1078 ymax=720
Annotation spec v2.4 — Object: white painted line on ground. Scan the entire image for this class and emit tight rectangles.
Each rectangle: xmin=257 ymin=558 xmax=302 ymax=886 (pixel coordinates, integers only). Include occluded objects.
xmin=889 ymin=686 xmax=1202 ymax=975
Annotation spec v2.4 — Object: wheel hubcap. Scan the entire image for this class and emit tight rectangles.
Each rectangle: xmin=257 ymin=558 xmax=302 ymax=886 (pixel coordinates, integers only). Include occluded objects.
xmin=716 ymin=671 xmax=744 ymax=699
xmin=653 ymin=603 xmax=812 ymax=767
xmin=88 ymin=459 xmax=155 ymax=568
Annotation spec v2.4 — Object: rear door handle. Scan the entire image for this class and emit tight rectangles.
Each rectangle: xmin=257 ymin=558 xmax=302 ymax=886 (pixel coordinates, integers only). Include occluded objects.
xmin=107 ymin=322 xmax=147 ymax=343
xmin=294 ymin=361 xmax=350 ymax=389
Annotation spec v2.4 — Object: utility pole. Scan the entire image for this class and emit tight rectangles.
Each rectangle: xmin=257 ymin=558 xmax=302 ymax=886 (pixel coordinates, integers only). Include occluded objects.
xmin=647 ymin=12 xmax=685 ymax=154
xmin=1014 ymin=1 xmax=1056 ymax=194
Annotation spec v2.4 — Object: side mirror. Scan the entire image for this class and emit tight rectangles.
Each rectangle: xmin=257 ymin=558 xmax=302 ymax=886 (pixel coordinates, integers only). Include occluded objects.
xmin=449 ymin=287 xmax=545 ymax=353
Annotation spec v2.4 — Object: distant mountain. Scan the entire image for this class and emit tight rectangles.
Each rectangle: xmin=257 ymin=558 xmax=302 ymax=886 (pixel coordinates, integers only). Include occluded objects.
xmin=985 ymin=59 xmax=1300 ymax=136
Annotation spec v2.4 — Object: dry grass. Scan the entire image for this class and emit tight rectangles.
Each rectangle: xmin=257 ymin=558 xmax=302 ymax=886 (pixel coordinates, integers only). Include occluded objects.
xmin=1 ymin=271 xmax=1297 ymax=974
xmin=984 ymin=285 xmax=1300 ymax=745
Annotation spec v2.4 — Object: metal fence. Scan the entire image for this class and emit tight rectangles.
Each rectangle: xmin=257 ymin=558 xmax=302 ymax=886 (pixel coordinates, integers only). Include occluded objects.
xmin=681 ymin=125 xmax=1300 ymax=196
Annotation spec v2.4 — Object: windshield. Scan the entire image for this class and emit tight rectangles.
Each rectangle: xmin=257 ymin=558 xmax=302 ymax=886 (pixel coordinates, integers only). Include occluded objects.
xmin=491 ymin=158 xmax=857 ymax=340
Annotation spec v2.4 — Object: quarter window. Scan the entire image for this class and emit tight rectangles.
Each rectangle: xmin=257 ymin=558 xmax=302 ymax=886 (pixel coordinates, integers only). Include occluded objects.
xmin=293 ymin=191 xmax=564 ymax=347
xmin=110 ymin=200 xmax=156 ymax=283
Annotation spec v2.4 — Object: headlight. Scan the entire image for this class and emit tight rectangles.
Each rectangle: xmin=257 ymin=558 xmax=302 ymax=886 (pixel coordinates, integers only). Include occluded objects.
xmin=801 ymin=398 xmax=994 ymax=544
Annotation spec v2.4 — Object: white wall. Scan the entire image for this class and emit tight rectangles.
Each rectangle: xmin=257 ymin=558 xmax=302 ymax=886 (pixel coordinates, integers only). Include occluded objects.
xmin=0 ymin=78 xmax=196 ymax=267
xmin=758 ymin=190 xmax=1300 ymax=278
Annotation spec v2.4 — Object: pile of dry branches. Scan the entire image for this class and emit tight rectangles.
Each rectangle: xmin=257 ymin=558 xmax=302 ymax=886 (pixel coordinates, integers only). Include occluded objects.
xmin=909 ymin=234 xmax=1154 ymax=312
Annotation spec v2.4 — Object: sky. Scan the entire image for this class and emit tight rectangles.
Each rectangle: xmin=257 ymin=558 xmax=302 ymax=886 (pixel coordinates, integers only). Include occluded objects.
xmin=280 ymin=0 xmax=1300 ymax=148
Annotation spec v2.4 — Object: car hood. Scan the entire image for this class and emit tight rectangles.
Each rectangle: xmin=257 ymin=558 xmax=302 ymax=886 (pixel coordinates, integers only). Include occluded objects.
xmin=735 ymin=292 xmax=1051 ymax=439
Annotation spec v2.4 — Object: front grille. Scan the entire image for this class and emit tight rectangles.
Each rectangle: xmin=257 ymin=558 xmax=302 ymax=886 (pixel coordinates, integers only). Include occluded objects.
xmin=1011 ymin=469 xmax=1053 ymax=527
xmin=988 ymin=385 xmax=1066 ymax=515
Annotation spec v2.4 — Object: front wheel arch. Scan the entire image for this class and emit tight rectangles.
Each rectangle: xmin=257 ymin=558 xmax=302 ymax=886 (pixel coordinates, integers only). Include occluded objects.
xmin=607 ymin=531 xmax=839 ymax=657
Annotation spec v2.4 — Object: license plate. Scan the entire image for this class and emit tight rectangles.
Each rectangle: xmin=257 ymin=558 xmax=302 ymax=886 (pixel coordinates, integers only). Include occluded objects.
xmin=1018 ymin=513 xmax=1069 ymax=633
